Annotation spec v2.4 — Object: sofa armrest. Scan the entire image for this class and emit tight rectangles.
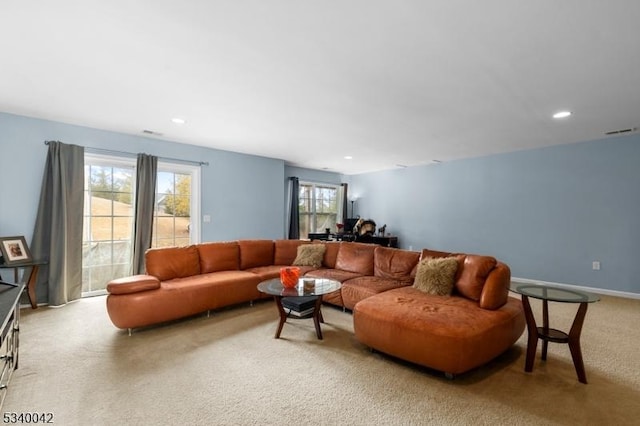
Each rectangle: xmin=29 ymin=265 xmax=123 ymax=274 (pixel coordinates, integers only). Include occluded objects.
xmin=107 ymin=275 xmax=161 ymax=295
xmin=479 ymin=262 xmax=510 ymax=310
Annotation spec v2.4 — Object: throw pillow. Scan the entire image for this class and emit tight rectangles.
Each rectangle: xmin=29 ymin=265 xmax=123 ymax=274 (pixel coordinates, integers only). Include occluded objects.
xmin=413 ymin=257 xmax=459 ymax=296
xmin=292 ymin=244 xmax=326 ymax=268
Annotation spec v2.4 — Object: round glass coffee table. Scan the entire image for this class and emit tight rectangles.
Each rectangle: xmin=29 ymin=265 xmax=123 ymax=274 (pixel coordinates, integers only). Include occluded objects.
xmin=510 ymin=283 xmax=600 ymax=384
xmin=257 ymin=278 xmax=341 ymax=340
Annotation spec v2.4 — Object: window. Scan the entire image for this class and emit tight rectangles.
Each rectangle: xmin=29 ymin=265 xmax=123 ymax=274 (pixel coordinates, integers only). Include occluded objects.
xmin=153 ymin=163 xmax=200 ymax=248
xmin=82 ymin=154 xmax=135 ymax=296
xmin=299 ymin=182 xmax=343 ymax=238
xmin=82 ymin=155 xmax=201 ymax=296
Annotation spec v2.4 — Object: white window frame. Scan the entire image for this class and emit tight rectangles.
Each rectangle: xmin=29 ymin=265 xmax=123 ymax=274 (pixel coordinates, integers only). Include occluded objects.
xmin=299 ymin=181 xmax=343 ymax=237
xmin=155 ymin=161 xmax=201 ymax=245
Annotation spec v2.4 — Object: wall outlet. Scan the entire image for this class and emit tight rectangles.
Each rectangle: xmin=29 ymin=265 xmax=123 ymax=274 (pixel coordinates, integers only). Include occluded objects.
xmin=203 ymin=214 xmax=211 ymax=223
xmin=592 ymin=261 xmax=601 ymax=270
xmin=408 ymin=245 xmax=413 ymax=251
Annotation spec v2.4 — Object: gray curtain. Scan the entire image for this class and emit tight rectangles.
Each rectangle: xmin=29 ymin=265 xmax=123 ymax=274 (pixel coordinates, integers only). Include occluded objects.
xmin=341 ymin=183 xmax=349 ymax=225
xmin=288 ymin=177 xmax=300 ymax=239
xmin=132 ymin=153 xmax=157 ymax=275
xmin=31 ymin=141 xmax=85 ymax=306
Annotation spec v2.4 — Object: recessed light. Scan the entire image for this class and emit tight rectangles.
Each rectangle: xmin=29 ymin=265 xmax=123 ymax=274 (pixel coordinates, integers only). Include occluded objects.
xmin=553 ymin=111 xmax=572 ymax=119
xmin=344 ymin=156 xmax=353 ymax=160
xmin=171 ymin=117 xmax=186 ymax=124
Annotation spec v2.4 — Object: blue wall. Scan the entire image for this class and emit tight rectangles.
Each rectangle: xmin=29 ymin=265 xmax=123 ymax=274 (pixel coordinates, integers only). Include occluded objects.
xmin=349 ymin=135 xmax=640 ymax=296
xmin=0 ymin=113 xmax=286 ymax=244
xmin=3 ymin=112 xmax=639 ymax=296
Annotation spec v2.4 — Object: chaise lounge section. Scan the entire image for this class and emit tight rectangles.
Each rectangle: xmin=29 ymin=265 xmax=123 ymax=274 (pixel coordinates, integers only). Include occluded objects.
xmin=353 ymin=250 xmax=525 ymax=376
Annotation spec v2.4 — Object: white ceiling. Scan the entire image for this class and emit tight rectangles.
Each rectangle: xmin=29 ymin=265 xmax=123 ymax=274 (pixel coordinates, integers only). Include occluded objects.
xmin=2 ymin=1 xmax=640 ymax=174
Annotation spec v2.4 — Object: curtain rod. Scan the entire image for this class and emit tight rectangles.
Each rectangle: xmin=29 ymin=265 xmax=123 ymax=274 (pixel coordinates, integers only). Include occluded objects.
xmin=297 ymin=178 xmax=346 ymax=186
xmin=44 ymin=141 xmax=209 ymax=166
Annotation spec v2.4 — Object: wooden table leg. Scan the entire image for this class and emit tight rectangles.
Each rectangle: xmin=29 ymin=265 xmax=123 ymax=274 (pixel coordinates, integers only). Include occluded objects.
xmin=521 ymin=295 xmax=539 ymax=373
xmin=272 ymin=295 xmax=325 ymax=340
xmin=541 ymin=299 xmax=549 ymax=360
xmin=568 ymin=302 xmax=589 ymax=384
xmin=312 ymin=296 xmax=324 ymax=340
xmin=273 ymin=296 xmax=287 ymax=339
xmin=26 ymin=265 xmax=39 ymax=309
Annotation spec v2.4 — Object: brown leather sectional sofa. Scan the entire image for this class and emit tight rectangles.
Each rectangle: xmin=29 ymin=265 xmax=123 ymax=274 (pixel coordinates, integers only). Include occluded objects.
xmin=106 ymin=239 xmax=525 ymax=377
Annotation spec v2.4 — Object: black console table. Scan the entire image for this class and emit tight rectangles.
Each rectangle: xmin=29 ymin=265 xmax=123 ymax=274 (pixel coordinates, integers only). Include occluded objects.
xmin=0 ymin=283 xmax=23 ymax=409
xmin=362 ymin=235 xmax=398 ymax=248
xmin=308 ymin=233 xmax=398 ymax=248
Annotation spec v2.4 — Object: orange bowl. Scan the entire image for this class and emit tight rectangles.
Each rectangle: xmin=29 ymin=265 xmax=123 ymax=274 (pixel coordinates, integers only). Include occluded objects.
xmin=280 ymin=267 xmax=300 ymax=288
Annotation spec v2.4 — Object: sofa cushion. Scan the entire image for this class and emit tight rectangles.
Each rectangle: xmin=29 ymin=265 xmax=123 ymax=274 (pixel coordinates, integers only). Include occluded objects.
xmin=305 ymin=268 xmax=363 ymax=283
xmin=197 ymin=242 xmax=240 ymax=273
xmin=145 ymin=245 xmax=201 ymax=281
xmin=238 ymin=240 xmax=275 ymax=269
xmin=274 ymin=240 xmax=310 ymax=265
xmin=161 ymin=270 xmax=264 ymax=310
xmin=293 ymin=244 xmax=326 ymax=268
xmin=245 ymin=265 xmax=315 ymax=281
xmin=335 ymin=242 xmax=376 ymax=275
xmin=374 ymin=246 xmax=420 ymax=281
xmin=322 ymin=242 xmax=341 ymax=268
xmin=455 ymin=255 xmax=498 ymax=301
xmin=420 ymin=248 xmax=454 ymax=260
xmin=322 ymin=289 xmax=344 ymax=307
xmin=341 ymin=276 xmax=411 ymax=310
xmin=413 ymin=257 xmax=459 ymax=296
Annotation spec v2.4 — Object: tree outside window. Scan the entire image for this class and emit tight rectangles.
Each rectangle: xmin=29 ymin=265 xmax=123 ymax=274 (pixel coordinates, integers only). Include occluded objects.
xmin=154 ymin=172 xmax=191 ymax=247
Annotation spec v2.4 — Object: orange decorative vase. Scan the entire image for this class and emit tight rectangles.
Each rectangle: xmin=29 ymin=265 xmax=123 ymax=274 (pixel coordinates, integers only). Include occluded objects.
xmin=280 ymin=267 xmax=300 ymax=288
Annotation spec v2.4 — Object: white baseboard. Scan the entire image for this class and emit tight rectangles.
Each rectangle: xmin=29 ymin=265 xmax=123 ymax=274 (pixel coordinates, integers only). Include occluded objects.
xmin=511 ymin=277 xmax=640 ymax=300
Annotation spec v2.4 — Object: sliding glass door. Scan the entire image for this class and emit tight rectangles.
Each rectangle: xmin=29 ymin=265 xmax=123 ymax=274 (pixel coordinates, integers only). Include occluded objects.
xmin=82 ymin=155 xmax=201 ymax=296
xmin=82 ymin=154 xmax=135 ymax=296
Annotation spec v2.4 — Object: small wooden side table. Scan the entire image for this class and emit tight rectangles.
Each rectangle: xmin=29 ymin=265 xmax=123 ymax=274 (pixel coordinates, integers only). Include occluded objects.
xmin=0 ymin=260 xmax=47 ymax=309
xmin=510 ymin=283 xmax=600 ymax=384
xmin=257 ymin=278 xmax=342 ymax=340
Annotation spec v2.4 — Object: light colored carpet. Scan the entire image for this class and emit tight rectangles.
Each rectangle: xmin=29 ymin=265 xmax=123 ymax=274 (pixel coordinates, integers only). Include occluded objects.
xmin=3 ymin=294 xmax=640 ymax=425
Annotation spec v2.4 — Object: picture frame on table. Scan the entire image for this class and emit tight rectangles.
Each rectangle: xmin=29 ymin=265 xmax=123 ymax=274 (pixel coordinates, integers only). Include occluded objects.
xmin=0 ymin=236 xmax=33 ymax=265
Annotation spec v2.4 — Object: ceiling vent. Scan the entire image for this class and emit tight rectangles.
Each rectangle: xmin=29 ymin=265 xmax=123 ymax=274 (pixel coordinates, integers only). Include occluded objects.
xmin=604 ymin=127 xmax=637 ymax=136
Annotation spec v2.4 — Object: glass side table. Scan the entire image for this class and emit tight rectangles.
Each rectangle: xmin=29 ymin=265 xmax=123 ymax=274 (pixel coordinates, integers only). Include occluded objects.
xmin=510 ymin=283 xmax=600 ymax=384
xmin=0 ymin=260 xmax=47 ymax=309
